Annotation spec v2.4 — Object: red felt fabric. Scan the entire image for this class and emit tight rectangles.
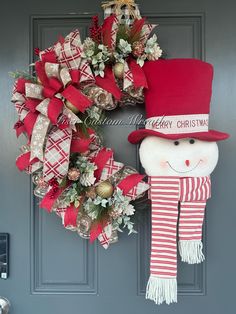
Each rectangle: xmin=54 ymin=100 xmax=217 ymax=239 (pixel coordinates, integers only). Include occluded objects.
xmin=128 ymin=59 xmax=229 ymax=142
xmin=143 ymin=59 xmax=213 ymax=118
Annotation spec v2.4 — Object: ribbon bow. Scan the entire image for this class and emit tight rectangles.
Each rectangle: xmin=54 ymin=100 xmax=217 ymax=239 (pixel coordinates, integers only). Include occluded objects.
xmin=12 ymin=31 xmax=95 ymax=181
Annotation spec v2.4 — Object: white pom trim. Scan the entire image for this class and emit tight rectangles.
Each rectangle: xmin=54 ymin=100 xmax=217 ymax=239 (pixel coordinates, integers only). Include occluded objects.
xmin=146 ymin=276 xmax=177 ymax=305
xmin=178 ymin=240 xmax=205 ymax=264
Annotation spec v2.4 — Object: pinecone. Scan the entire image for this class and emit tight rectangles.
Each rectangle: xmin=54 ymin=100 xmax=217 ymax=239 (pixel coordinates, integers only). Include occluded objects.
xmin=80 ymin=172 xmax=96 ymax=187
xmin=67 ymin=168 xmax=80 ymax=181
xmin=132 ymin=41 xmax=145 ymax=57
xmin=85 ymin=187 xmax=97 ymax=199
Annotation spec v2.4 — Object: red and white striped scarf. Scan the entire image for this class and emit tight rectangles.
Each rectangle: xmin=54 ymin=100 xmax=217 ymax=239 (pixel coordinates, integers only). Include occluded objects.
xmin=146 ymin=176 xmax=211 ymax=305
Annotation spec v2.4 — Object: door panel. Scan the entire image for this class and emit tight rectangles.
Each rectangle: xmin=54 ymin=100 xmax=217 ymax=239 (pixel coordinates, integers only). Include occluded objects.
xmin=0 ymin=1 xmax=235 ymax=313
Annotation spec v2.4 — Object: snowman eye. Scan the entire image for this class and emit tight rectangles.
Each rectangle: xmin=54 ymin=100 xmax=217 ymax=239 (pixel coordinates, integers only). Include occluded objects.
xmin=174 ymin=141 xmax=180 ymax=146
xmin=189 ymin=139 xmax=195 ymax=144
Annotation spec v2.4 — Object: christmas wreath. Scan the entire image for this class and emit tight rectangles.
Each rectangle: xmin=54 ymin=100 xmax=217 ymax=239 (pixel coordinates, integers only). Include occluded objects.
xmin=11 ymin=0 xmax=162 ymax=249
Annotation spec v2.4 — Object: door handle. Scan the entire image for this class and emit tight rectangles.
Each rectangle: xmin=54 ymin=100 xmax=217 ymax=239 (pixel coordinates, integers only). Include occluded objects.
xmin=0 ymin=297 xmax=10 ymax=314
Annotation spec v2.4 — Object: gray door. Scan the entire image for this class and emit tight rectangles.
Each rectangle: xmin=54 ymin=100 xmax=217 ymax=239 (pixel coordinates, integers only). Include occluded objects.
xmin=0 ymin=0 xmax=235 ymax=313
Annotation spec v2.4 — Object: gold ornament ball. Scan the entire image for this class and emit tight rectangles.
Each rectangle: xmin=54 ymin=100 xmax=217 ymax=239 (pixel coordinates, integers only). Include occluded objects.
xmin=95 ymin=181 xmax=114 ymax=199
xmin=65 ymin=100 xmax=79 ymax=114
xmin=113 ymin=62 xmax=124 ymax=79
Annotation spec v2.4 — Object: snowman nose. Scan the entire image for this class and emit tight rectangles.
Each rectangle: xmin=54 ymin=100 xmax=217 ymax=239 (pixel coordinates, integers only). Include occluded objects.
xmin=185 ymin=160 xmax=190 ymax=167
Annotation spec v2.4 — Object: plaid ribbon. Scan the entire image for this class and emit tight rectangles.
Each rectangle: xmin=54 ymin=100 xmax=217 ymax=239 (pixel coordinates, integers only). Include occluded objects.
xmin=110 ymin=15 xmax=119 ymax=50
xmin=43 ymin=127 xmax=72 ymax=181
xmin=98 ymin=224 xmax=113 ymax=249
xmin=57 ymin=30 xmax=82 ymax=70
xmin=140 ymin=24 xmax=157 ymax=43
xmin=100 ymin=157 xmax=124 ymax=181
xmin=14 ymin=102 xmax=29 ymax=121
xmin=79 ymin=58 xmax=94 ymax=82
xmin=40 ymin=30 xmax=94 ymax=83
xmin=123 ymin=61 xmax=133 ymax=90
xmin=126 ymin=180 xmax=149 ymax=200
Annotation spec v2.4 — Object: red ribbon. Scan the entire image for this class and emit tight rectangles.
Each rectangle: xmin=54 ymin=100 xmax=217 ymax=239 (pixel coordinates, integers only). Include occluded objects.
xmin=61 ymin=85 xmax=93 ymax=113
xmin=25 ymin=99 xmax=40 ymax=113
xmin=35 ymin=61 xmax=91 ymax=121
xmin=40 ymin=184 xmax=68 ymax=212
xmin=16 ymin=152 xmax=38 ymax=171
xmin=101 ymin=15 xmax=116 ymax=49
xmin=23 ymin=112 xmax=38 ymax=137
xmin=92 ymin=148 xmax=113 ymax=181
xmin=128 ymin=58 xmax=148 ymax=88
xmin=41 ymin=50 xmax=57 ymax=64
xmin=64 ymin=204 xmax=79 ymax=227
xmin=129 ymin=18 xmax=145 ymax=41
xmin=90 ymin=218 xmax=108 ymax=243
xmin=70 ymin=69 xmax=80 ymax=84
xmin=95 ymin=67 xmax=122 ymax=100
xmin=96 ymin=61 xmax=147 ymax=101
xmin=35 ymin=61 xmax=50 ymax=87
xmin=117 ymin=173 xmax=145 ymax=196
xmin=16 ymin=78 xmax=30 ymax=94
xmin=48 ymin=97 xmax=64 ymax=125
xmin=70 ymin=137 xmax=92 ymax=153
xmin=14 ymin=121 xmax=25 ymax=138
xmin=41 ymin=76 xmax=64 ymax=99
xmin=70 ymin=129 xmax=94 ymax=153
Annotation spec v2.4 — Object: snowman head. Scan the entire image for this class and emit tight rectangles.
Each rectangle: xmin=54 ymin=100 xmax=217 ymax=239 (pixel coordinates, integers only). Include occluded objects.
xmin=139 ymin=136 xmax=219 ymax=177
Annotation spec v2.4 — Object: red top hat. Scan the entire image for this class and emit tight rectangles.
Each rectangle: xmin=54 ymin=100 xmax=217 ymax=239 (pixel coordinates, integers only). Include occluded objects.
xmin=128 ymin=59 xmax=229 ymax=144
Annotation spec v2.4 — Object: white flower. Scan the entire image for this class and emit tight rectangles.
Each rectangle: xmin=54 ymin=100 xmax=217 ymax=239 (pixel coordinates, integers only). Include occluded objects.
xmin=146 ymin=44 xmax=162 ymax=61
xmin=123 ymin=204 xmax=135 ymax=216
xmin=146 ymin=34 xmax=157 ymax=46
xmin=93 ymin=196 xmax=109 ymax=208
xmin=91 ymin=46 xmax=110 ymax=77
xmin=82 ymin=37 xmax=96 ymax=59
xmin=145 ymin=34 xmax=162 ymax=61
xmin=118 ymin=39 xmax=132 ymax=56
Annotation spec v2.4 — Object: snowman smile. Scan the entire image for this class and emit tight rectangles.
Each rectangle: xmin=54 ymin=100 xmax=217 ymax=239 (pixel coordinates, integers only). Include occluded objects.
xmin=166 ymin=160 xmax=203 ymax=173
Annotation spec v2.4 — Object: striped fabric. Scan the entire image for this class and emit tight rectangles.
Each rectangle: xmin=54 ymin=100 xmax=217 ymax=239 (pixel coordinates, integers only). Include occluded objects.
xmin=146 ymin=176 xmax=211 ymax=305
xmin=149 ymin=177 xmax=179 ymax=279
xmin=180 ymin=177 xmax=211 ymax=201
xmin=178 ymin=176 xmax=211 ymax=263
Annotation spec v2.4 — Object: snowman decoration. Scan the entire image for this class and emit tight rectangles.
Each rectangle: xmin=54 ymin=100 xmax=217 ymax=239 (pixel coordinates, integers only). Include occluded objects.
xmin=128 ymin=59 xmax=229 ymax=305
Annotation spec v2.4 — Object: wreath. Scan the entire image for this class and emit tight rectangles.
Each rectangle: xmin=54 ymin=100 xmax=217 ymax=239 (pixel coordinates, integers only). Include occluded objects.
xmin=10 ymin=0 xmax=162 ymax=249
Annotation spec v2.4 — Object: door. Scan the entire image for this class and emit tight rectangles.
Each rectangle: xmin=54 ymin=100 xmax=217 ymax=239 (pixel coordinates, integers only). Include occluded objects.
xmin=0 ymin=0 xmax=235 ymax=313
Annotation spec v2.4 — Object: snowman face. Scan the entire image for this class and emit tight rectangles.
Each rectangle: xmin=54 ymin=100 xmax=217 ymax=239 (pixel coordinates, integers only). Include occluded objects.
xmin=139 ymin=136 xmax=219 ymax=177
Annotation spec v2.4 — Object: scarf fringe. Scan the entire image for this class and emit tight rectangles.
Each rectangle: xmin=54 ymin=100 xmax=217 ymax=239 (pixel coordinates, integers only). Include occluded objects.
xmin=179 ymin=240 xmax=205 ymax=264
xmin=146 ymin=276 xmax=177 ymax=305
